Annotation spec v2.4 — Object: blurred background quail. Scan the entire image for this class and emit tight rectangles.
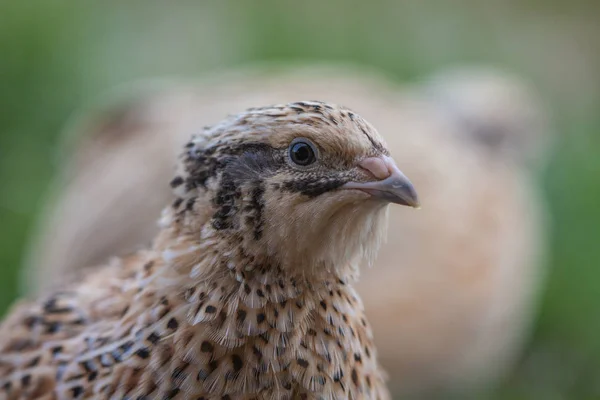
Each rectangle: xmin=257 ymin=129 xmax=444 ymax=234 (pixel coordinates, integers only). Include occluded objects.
xmin=20 ymin=66 xmax=550 ymax=398
xmin=1 ymin=1 xmax=599 ymax=399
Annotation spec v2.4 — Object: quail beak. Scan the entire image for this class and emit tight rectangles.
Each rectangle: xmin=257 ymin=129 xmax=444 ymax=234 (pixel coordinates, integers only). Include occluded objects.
xmin=342 ymin=155 xmax=420 ymax=208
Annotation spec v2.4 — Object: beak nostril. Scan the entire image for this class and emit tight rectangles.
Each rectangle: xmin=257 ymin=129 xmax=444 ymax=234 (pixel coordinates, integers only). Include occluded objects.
xmin=358 ymin=157 xmax=391 ymax=180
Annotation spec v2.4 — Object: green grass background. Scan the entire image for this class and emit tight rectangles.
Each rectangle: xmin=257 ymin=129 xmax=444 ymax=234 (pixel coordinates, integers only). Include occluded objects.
xmin=0 ymin=1 xmax=599 ymax=398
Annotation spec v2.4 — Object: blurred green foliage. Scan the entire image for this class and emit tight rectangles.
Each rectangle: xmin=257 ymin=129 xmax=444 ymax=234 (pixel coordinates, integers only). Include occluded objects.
xmin=0 ymin=1 xmax=599 ymax=398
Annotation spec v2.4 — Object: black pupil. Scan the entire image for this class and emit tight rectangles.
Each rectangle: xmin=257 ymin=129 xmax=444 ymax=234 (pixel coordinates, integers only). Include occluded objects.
xmin=290 ymin=142 xmax=315 ymax=166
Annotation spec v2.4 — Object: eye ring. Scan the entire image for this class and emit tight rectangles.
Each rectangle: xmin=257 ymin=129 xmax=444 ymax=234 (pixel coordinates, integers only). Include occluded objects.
xmin=288 ymin=138 xmax=318 ymax=167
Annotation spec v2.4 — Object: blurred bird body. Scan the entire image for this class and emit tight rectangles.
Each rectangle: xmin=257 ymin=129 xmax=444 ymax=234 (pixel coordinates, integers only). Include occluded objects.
xmin=22 ymin=65 xmax=550 ymax=396
xmin=2 ymin=101 xmax=421 ymax=399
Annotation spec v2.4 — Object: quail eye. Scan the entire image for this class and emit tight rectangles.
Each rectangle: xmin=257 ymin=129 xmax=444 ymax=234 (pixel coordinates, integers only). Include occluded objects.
xmin=289 ymin=139 xmax=317 ymax=166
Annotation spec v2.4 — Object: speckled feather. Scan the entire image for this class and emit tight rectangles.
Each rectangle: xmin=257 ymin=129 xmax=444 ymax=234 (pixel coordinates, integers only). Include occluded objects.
xmin=1 ymin=101 xmax=394 ymax=399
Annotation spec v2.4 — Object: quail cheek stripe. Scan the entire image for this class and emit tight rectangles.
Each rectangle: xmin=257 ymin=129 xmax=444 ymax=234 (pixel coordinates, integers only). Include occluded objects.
xmin=177 ymin=141 xmax=349 ymax=236
xmin=281 ymin=177 xmax=347 ymax=198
